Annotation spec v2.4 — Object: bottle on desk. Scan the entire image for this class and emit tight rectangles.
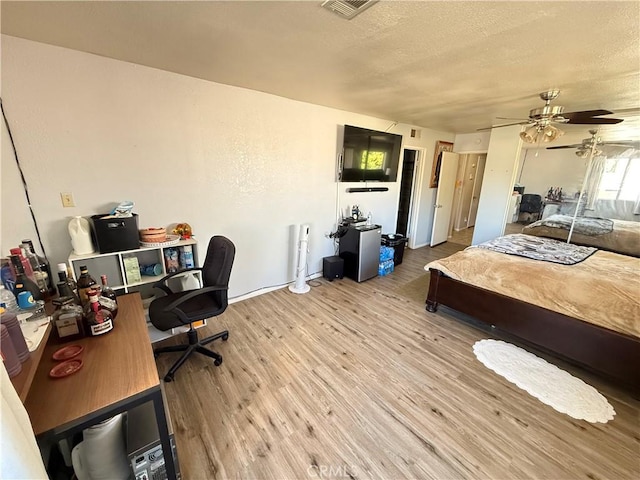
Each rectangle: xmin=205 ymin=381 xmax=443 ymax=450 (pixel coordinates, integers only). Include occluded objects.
xmin=84 ymin=289 xmax=114 ymax=336
xmin=99 ymin=275 xmax=118 ymax=319
xmin=57 ymin=263 xmax=78 ymax=295
xmin=0 ymin=285 xmax=19 ymax=313
xmin=77 ymin=265 xmax=97 ymax=306
xmin=9 ymin=254 xmax=42 ymax=303
xmin=18 ymin=244 xmax=49 ymax=300
xmin=56 ymin=280 xmax=81 ymax=307
xmin=52 ymin=297 xmax=85 ymax=343
xmin=22 ymin=239 xmax=55 ymax=296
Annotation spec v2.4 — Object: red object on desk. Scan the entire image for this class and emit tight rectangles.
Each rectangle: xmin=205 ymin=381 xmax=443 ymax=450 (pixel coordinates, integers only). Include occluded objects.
xmin=49 ymin=358 xmax=83 ymax=378
xmin=52 ymin=344 xmax=84 ymax=361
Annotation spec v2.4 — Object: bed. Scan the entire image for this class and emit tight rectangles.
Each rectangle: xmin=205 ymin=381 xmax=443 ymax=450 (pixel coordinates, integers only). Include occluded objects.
xmin=425 ymin=234 xmax=640 ymax=390
xmin=522 ymin=214 xmax=640 ymax=257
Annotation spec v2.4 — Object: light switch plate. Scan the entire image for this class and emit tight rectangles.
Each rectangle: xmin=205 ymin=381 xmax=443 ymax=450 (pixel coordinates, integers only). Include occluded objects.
xmin=60 ymin=192 xmax=75 ymax=207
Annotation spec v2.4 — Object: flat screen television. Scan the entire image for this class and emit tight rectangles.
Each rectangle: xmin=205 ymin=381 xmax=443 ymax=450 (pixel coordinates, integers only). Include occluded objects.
xmin=338 ymin=125 xmax=403 ymax=182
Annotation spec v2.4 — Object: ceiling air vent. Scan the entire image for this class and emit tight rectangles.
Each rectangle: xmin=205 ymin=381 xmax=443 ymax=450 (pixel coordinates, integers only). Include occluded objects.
xmin=321 ymin=0 xmax=378 ymax=20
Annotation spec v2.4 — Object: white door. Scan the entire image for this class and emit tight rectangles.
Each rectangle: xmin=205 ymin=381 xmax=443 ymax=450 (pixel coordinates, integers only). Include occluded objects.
xmin=430 ymin=152 xmax=459 ymax=246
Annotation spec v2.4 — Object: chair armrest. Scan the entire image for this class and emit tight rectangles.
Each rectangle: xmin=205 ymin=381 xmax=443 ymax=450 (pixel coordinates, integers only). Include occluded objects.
xmin=152 ymin=267 xmax=204 ymax=295
xmin=164 ymin=285 xmax=228 ymax=323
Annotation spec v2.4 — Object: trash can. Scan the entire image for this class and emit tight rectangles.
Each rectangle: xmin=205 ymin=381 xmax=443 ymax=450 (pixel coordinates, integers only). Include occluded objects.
xmin=381 ymin=234 xmax=408 ymax=266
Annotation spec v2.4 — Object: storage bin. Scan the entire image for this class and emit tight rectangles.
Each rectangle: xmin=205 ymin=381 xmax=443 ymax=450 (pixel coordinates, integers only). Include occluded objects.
xmin=382 ymin=234 xmax=408 ymax=265
xmin=90 ymin=214 xmax=140 ymax=253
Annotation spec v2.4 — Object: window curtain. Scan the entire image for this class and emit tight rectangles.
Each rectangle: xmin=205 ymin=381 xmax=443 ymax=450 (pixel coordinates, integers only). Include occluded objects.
xmin=583 ymin=154 xmax=606 ymax=211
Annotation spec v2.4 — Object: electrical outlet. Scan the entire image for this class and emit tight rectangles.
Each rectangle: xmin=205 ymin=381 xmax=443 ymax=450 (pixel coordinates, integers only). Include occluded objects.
xmin=60 ymin=192 xmax=75 ymax=208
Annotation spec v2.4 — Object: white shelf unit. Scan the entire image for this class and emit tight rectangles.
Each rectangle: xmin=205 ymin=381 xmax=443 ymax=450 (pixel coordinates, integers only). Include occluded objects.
xmin=67 ymin=238 xmax=200 ymax=301
xmin=68 ymin=239 xmax=203 ymax=343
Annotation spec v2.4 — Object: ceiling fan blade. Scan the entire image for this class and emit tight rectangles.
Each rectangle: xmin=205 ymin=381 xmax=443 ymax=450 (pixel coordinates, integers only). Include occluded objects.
xmin=567 ymin=117 xmax=624 ymax=125
xmin=602 ymin=141 xmax=640 ymax=148
xmin=496 ymin=116 xmax=529 ymax=121
xmin=546 ymin=144 xmax=583 ymax=150
xmin=561 ymin=109 xmax=613 ymax=119
xmin=547 ymin=140 xmax=639 ymax=150
xmin=477 ymin=121 xmax=529 ymax=131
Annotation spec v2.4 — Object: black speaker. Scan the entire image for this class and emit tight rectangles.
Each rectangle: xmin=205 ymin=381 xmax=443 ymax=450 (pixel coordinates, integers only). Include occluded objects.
xmin=323 ymin=256 xmax=344 ymax=281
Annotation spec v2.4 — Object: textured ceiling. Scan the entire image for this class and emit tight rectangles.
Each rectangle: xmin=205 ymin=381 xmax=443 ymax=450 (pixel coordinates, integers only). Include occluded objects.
xmin=2 ymin=1 xmax=639 ymax=141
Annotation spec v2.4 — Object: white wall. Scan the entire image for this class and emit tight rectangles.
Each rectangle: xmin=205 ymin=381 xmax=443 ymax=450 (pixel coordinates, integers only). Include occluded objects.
xmin=1 ymin=36 xmax=451 ymax=298
xmin=516 ymin=147 xmax=587 ymax=198
xmin=472 ymin=125 xmax=523 ymax=245
xmin=453 ymin=131 xmax=490 ymax=153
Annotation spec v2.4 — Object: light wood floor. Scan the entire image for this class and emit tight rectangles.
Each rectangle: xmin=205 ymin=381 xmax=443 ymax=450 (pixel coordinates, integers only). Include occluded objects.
xmin=155 ymin=242 xmax=639 ymax=480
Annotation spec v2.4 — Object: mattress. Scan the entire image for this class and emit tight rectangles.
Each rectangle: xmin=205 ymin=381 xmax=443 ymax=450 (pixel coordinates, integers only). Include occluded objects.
xmin=425 ymin=244 xmax=640 ymax=339
xmin=522 ymin=215 xmax=640 ymax=257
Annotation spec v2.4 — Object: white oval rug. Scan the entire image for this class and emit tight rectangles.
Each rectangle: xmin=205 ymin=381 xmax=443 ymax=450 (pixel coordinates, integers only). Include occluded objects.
xmin=473 ymin=339 xmax=615 ymax=423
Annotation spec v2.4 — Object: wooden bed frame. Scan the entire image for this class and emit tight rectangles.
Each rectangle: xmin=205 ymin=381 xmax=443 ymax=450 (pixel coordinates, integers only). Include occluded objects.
xmin=426 ymin=268 xmax=640 ymax=392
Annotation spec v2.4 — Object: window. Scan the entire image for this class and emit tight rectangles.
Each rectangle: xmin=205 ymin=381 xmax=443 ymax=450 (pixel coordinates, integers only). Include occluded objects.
xmin=359 ymin=150 xmax=386 ymax=170
xmin=597 ymin=157 xmax=640 ymax=201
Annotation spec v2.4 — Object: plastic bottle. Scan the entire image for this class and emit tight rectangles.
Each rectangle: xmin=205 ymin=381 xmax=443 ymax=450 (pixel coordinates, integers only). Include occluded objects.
xmin=180 ymin=245 xmax=195 ymax=269
xmin=68 ymin=216 xmax=95 ymax=255
xmin=366 ymin=212 xmax=372 ymax=226
xmin=0 ymin=285 xmax=18 ymax=313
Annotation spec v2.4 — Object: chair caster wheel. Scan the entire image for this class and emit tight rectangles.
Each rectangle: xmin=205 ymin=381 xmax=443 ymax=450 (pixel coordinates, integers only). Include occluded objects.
xmin=214 ymin=358 xmax=223 ymax=366
xmin=164 ymin=374 xmax=174 ymax=382
xmin=221 ymin=333 xmax=229 ymax=341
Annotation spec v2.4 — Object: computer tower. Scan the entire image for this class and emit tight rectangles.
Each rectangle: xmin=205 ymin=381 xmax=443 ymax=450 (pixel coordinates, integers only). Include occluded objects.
xmin=323 ymin=256 xmax=344 ymax=280
xmin=126 ymin=387 xmax=180 ymax=480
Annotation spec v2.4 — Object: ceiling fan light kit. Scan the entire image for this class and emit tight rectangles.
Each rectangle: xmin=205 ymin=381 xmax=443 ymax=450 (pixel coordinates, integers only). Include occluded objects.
xmin=519 ymin=123 xmax=564 ymax=144
xmin=482 ymin=90 xmax=624 ymax=145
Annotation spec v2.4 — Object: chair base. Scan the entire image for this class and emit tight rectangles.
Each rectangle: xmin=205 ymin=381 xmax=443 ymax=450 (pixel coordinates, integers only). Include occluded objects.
xmin=154 ymin=328 xmax=229 ymax=382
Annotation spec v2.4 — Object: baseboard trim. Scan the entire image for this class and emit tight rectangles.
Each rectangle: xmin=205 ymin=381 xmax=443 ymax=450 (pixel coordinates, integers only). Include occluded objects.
xmin=230 ymin=272 xmax=323 ymax=304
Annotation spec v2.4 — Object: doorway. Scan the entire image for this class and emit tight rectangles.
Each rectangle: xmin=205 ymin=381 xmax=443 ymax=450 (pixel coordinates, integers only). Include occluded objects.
xmin=436 ymin=152 xmax=489 ymax=247
xmin=396 ymin=149 xmax=417 ymax=237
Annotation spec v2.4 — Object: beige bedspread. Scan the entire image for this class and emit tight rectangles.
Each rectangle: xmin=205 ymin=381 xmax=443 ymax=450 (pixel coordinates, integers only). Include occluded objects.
xmin=425 ymin=247 xmax=640 ymax=339
xmin=522 ymin=217 xmax=640 ymax=257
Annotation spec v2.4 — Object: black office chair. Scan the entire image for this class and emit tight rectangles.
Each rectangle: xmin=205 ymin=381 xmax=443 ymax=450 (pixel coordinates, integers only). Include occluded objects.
xmin=150 ymin=236 xmax=235 ymax=382
xmin=519 ymin=194 xmax=544 ymax=223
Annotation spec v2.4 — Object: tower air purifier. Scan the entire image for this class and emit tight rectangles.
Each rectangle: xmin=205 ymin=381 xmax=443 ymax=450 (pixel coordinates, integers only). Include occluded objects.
xmin=289 ymin=224 xmax=311 ymax=294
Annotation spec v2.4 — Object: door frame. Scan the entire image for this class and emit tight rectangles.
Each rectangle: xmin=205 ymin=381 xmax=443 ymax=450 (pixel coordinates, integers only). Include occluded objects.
xmin=402 ymin=146 xmax=426 ymax=249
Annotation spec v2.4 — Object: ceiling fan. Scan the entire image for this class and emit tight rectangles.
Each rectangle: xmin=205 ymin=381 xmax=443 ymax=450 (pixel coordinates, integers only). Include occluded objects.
xmin=546 ymin=129 xmax=639 ymax=157
xmin=479 ymin=90 xmax=624 ymax=144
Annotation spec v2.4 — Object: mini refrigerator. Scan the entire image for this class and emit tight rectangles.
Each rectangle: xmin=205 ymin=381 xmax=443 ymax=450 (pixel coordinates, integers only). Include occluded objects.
xmin=339 ymin=225 xmax=381 ymax=282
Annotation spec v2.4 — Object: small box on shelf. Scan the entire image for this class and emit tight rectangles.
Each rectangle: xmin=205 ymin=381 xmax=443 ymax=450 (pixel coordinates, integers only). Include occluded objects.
xmin=123 ymin=256 xmax=141 ymax=284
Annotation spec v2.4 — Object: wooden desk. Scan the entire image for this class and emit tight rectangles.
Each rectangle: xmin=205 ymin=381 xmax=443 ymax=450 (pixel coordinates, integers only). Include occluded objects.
xmin=24 ymin=293 xmax=177 ymax=480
